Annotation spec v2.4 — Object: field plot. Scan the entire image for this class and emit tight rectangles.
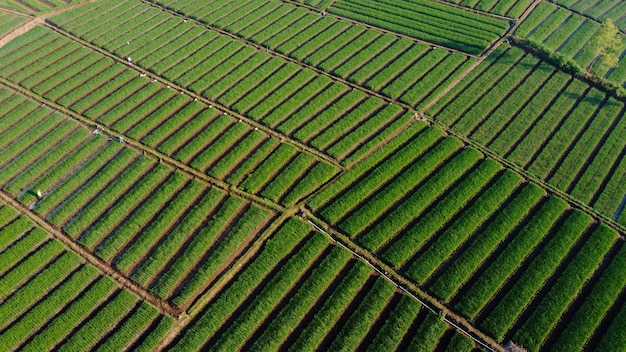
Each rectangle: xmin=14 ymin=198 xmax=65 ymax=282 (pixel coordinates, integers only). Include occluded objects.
xmin=0 ymin=85 xmax=278 ymax=307
xmin=549 ymin=0 xmax=626 ymax=31
xmin=0 ymin=10 xmax=29 ymax=39
xmin=325 ymin=0 xmax=509 ymax=55
xmin=0 ymin=0 xmax=85 ymax=15
xmin=516 ymin=2 xmax=626 ymax=87
xmin=168 ymin=218 xmax=477 ymax=351
xmin=0 ymin=26 xmax=340 ymax=205
xmin=429 ymin=44 xmax=626 ymax=223
xmin=45 ymin=1 xmax=419 ymax=166
xmin=308 ymin=123 xmax=626 ymax=351
xmin=441 ymin=0 xmax=534 ymax=18
xmin=125 ymin=0 xmax=478 ymax=111
xmin=0 ymin=201 xmax=174 ymax=351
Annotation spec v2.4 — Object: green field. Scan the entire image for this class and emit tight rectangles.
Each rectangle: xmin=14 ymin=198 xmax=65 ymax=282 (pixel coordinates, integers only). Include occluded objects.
xmin=0 ymin=0 xmax=624 ymax=350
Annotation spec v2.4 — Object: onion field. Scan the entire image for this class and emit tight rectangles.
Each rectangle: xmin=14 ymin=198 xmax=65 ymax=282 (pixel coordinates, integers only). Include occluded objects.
xmin=128 ymin=0 xmax=481 ymax=110
xmin=441 ymin=0 xmax=534 ymax=18
xmin=549 ymin=0 xmax=626 ymax=30
xmin=0 ymin=201 xmax=174 ymax=351
xmin=430 ymin=44 xmax=626 ymax=223
xmin=516 ymin=1 xmax=626 ymax=87
xmin=0 ymin=0 xmax=625 ymax=350
xmin=0 ymin=0 xmax=85 ymax=14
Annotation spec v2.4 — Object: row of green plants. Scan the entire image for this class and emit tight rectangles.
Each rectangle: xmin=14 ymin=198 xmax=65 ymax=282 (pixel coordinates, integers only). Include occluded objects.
xmin=360 ymin=159 xmax=501 ymax=253
xmin=0 ymin=204 xmax=173 ymax=351
xmin=134 ymin=0 xmax=477 ymax=111
xmin=401 ymin=168 xmax=523 ymax=281
xmin=1 ymin=28 xmax=338 ymax=204
xmin=513 ymin=225 xmax=616 ymax=350
xmin=479 ymin=210 xmax=592 ymax=339
xmin=328 ymin=0 xmax=507 ymax=54
xmin=429 ymin=183 xmax=545 ymax=300
xmin=431 ymin=40 xmax=626 ymax=223
xmin=441 ymin=0 xmax=532 ymax=18
xmin=454 ymin=196 xmax=568 ymax=318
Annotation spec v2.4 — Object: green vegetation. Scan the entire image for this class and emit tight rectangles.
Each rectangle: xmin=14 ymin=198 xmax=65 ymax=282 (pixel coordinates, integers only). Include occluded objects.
xmin=0 ymin=0 xmax=623 ymax=350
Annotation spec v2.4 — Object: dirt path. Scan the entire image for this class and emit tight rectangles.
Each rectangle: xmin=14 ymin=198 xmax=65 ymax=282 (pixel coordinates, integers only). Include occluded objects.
xmin=0 ymin=0 xmax=98 ymax=49
xmin=0 ymin=17 xmax=42 ymax=48
xmin=0 ymin=190 xmax=184 ymax=318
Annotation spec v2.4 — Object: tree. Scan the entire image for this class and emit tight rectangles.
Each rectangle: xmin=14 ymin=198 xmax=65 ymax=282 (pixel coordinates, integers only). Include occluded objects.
xmin=588 ymin=19 xmax=622 ymax=71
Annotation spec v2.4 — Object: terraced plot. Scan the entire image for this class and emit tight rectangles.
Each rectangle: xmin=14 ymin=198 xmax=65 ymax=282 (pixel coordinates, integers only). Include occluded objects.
xmin=430 ymin=44 xmax=626 ymax=223
xmin=0 ymin=201 xmax=174 ymax=351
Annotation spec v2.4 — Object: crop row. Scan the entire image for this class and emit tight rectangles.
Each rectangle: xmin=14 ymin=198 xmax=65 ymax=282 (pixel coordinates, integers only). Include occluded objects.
xmin=0 ymin=201 xmax=173 ymax=351
xmin=0 ymin=87 xmax=280 ymax=306
xmin=441 ymin=0 xmax=533 ymax=18
xmin=430 ymin=43 xmax=626 ymax=222
xmin=306 ymin=112 xmax=626 ymax=350
xmin=516 ymin=2 xmax=626 ymax=87
xmin=167 ymin=217 xmax=475 ymax=350
xmin=45 ymin=2 xmax=422 ymax=166
xmin=327 ymin=0 xmax=509 ymax=55
xmin=550 ymin=0 xmax=626 ymax=31
xmin=70 ymin=0 xmax=479 ymax=112
xmin=0 ymin=28 xmax=339 ymax=204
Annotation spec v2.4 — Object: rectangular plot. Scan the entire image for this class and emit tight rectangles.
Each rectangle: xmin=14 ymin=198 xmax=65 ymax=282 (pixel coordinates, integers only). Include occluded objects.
xmin=190 ymin=122 xmax=251 ymax=172
xmin=77 ymin=163 xmax=172 ymax=249
xmin=318 ymin=125 xmax=442 ymax=223
xmin=358 ymin=158 xmax=501 ymax=252
xmin=64 ymin=156 xmax=156 ymax=238
xmin=172 ymin=114 xmax=234 ymax=163
xmin=203 ymin=52 xmax=271 ymax=101
xmin=155 ymin=106 xmax=221 ymax=155
xmin=429 ymin=183 xmax=545 ymax=300
xmin=380 ymin=47 xmax=448 ymax=99
xmin=239 ymin=143 xmax=298 ymax=194
xmin=305 ymin=25 xmax=368 ymax=67
xmin=217 ymin=56 xmax=284 ymax=107
xmin=113 ymin=180 xmax=206 ymax=272
xmin=261 ymin=75 xmax=332 ymax=127
xmin=479 ymin=210 xmax=592 ymax=339
xmin=246 ymin=69 xmax=317 ymax=120
xmin=276 ymin=82 xmax=349 ymax=135
xmin=339 ymin=137 xmax=467 ymax=237
xmin=125 ymin=93 xmax=193 ymax=139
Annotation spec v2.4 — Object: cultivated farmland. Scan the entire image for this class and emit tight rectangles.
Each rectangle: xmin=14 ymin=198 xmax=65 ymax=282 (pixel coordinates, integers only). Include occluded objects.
xmin=0 ymin=201 xmax=174 ymax=351
xmin=0 ymin=0 xmax=625 ymax=350
xmin=430 ymin=44 xmax=626 ymax=223
xmin=516 ymin=1 xmax=626 ymax=87
xmin=549 ymin=0 xmax=626 ymax=31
